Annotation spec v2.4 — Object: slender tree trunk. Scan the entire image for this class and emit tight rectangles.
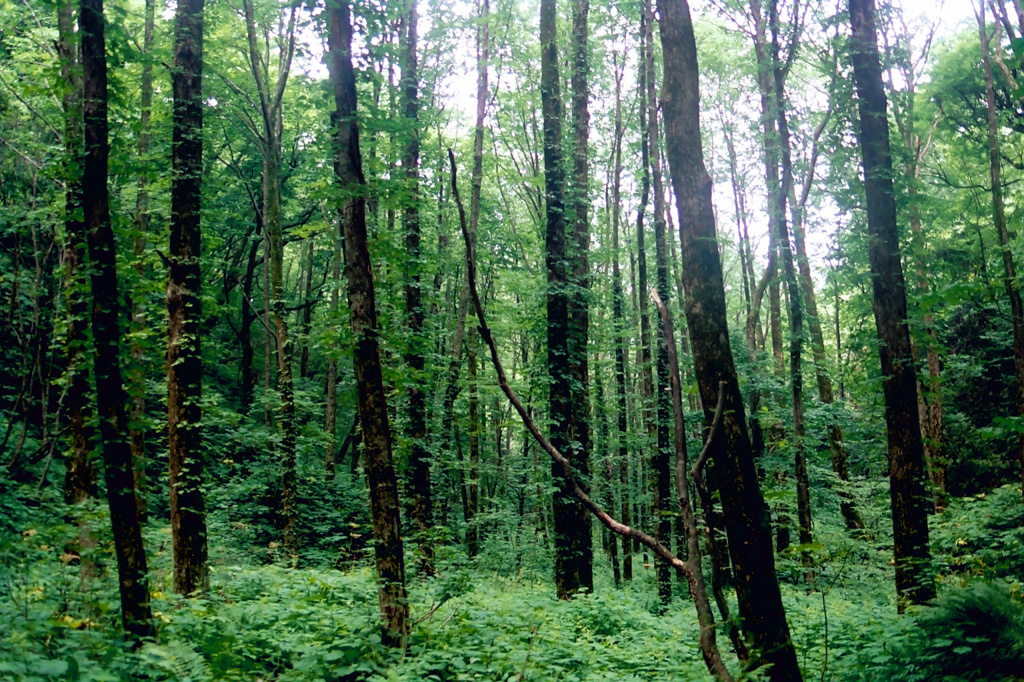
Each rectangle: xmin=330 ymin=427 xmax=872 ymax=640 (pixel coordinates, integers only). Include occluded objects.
xmin=57 ymin=0 xmax=95 ymax=505
xmin=656 ymin=0 xmax=801 ymax=677
xmin=239 ymin=230 xmax=260 ymax=413
xmin=263 ymin=226 xmax=273 ymax=427
xmin=467 ymin=323 xmax=480 ymax=557
xmin=645 ymin=0 xmax=672 ymax=608
xmin=167 ymin=0 xmax=209 ymax=596
xmin=299 ymin=238 xmax=314 ymax=380
xmin=789 ymin=124 xmax=865 ymax=528
xmin=610 ymin=51 xmax=632 ymax=584
xmin=567 ymin=0 xmax=595 ymax=597
xmin=129 ymin=0 xmax=155 ymax=521
xmin=401 ymin=0 xmax=433 ymax=574
xmin=766 ymin=0 xmax=813 ymax=561
xmin=326 ymin=1 xmax=409 ymax=645
xmin=325 ymin=228 xmax=340 ymax=481
xmin=978 ymin=0 xmax=1024 ymax=501
xmin=79 ymin=0 xmax=155 ymax=642
xmin=849 ymin=0 xmax=936 ymax=610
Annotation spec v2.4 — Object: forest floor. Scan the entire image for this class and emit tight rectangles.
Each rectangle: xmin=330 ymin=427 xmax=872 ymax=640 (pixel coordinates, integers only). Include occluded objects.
xmin=2 ymin=481 xmax=1022 ymax=681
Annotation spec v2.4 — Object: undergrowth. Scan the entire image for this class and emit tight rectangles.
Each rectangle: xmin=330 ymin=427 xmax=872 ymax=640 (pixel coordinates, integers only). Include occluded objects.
xmin=2 ymin=481 xmax=1023 ymax=681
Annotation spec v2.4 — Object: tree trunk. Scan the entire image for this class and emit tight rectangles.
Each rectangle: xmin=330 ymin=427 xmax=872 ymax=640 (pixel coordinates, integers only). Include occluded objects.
xmin=655 ymin=0 xmax=801 ymax=678
xmin=610 ymin=50 xmax=632 ymax=584
xmin=57 ymin=0 xmax=95 ymax=505
xmin=239 ymin=231 xmax=261 ymax=413
xmin=751 ymin=0 xmax=813 ymax=563
xmin=401 ymin=0 xmax=433 ymax=574
xmin=129 ymin=0 xmax=155 ymax=522
xmin=789 ymin=126 xmax=865 ymax=528
xmin=299 ymin=238 xmax=314 ymax=380
xmin=79 ymin=0 xmax=155 ymax=642
xmin=325 ymin=228 xmax=340 ymax=481
xmin=167 ymin=0 xmax=209 ymax=596
xmin=467 ymin=323 xmax=480 ymax=557
xmin=326 ymin=0 xmax=410 ymax=646
xmin=568 ymin=0 xmax=595 ymax=597
xmin=645 ymin=0 xmax=672 ymax=608
xmin=541 ymin=0 xmax=590 ymax=599
xmin=978 ymin=0 xmax=1024 ymax=502
xmin=848 ymin=0 xmax=936 ymax=610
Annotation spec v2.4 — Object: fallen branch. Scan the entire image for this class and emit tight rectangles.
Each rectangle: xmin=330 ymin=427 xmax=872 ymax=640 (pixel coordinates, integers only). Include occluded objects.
xmin=449 ymin=148 xmax=733 ymax=682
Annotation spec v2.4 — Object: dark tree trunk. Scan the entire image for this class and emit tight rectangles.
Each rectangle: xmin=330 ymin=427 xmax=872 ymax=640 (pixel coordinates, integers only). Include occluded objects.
xmin=239 ymin=231 xmax=261 ymax=413
xmin=129 ymin=0 xmax=155 ymax=522
xmin=167 ymin=0 xmax=209 ymax=596
xmin=568 ymin=0 xmax=595 ymax=597
xmin=655 ymin=0 xmax=801 ymax=678
xmin=610 ymin=51 xmax=632 ymax=584
xmin=326 ymin=1 xmax=409 ymax=645
xmin=401 ymin=0 xmax=433 ymax=574
xmin=57 ymin=0 xmax=95 ymax=505
xmin=645 ymin=0 xmax=672 ymax=609
xmin=325 ymin=229 xmax=341 ymax=481
xmin=467 ymin=323 xmax=480 ymax=557
xmin=298 ymin=238 xmax=314 ymax=380
xmin=848 ymin=0 xmax=936 ymax=610
xmin=79 ymin=0 xmax=155 ymax=643
xmin=541 ymin=0 xmax=590 ymax=599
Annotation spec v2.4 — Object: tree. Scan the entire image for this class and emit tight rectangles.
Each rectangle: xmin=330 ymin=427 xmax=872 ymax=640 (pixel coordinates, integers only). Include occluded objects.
xmin=656 ymin=0 xmax=801 ymax=677
xmin=326 ymin=0 xmax=410 ymax=646
xmin=400 ymin=0 xmax=433 ymax=574
xmin=848 ymin=0 xmax=936 ymax=610
xmin=167 ymin=0 xmax=209 ymax=597
xmin=78 ymin=0 xmax=155 ymax=642
xmin=56 ymin=0 xmax=94 ymax=506
xmin=540 ymin=0 xmax=591 ymax=599
xmin=644 ymin=0 xmax=673 ymax=607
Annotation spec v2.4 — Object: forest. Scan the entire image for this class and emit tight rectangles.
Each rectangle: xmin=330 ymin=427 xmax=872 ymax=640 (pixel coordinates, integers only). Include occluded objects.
xmin=2 ymin=0 xmax=1024 ymax=679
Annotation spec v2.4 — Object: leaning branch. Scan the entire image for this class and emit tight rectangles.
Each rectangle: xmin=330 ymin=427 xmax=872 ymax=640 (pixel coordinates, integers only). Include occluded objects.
xmin=449 ymin=148 xmax=732 ymax=682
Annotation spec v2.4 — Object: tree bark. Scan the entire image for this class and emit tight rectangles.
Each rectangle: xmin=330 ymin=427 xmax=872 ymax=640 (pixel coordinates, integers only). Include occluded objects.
xmin=655 ymin=0 xmax=801 ymax=678
xmin=167 ymin=0 xmax=209 ymax=596
xmin=326 ymin=1 xmax=410 ymax=646
xmin=848 ymin=0 xmax=936 ymax=610
xmin=79 ymin=0 xmax=155 ymax=643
